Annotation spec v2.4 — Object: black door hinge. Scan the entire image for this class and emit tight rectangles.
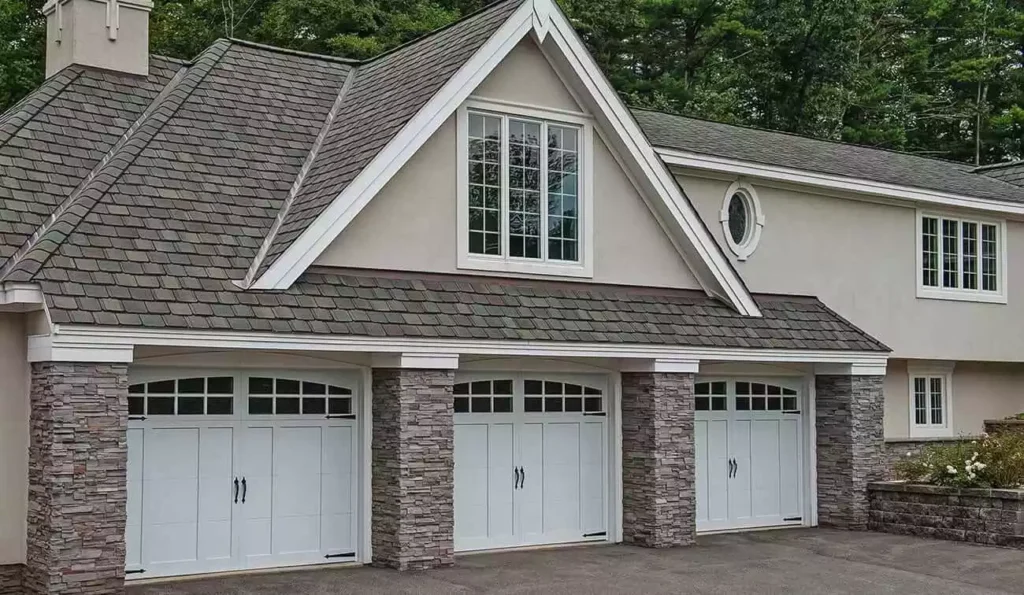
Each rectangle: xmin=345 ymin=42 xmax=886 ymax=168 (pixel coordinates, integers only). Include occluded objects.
xmin=583 ymin=531 xmax=607 ymax=538
xmin=325 ymin=552 xmax=356 ymax=560
xmin=582 ymin=412 xmax=607 ymax=417
xmin=782 ymin=410 xmax=801 ymax=415
xmin=128 ymin=416 xmax=147 ymax=421
xmin=126 ymin=569 xmax=146 ymax=575
xmin=783 ymin=516 xmax=802 ymax=522
xmin=326 ymin=414 xmax=357 ymax=420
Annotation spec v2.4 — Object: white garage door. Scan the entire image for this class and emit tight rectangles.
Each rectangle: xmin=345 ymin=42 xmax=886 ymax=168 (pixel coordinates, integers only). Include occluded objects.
xmin=694 ymin=379 xmax=805 ymax=533
xmin=125 ymin=372 xmax=360 ymax=579
xmin=453 ymin=375 xmax=609 ymax=552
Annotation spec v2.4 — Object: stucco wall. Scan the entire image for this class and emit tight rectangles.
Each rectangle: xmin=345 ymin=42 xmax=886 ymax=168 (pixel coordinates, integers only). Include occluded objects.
xmin=883 ymin=359 xmax=1024 ymax=439
xmin=680 ymin=174 xmax=1024 ymax=362
xmin=314 ymin=39 xmax=701 ymax=290
xmin=0 ymin=313 xmax=28 ymax=564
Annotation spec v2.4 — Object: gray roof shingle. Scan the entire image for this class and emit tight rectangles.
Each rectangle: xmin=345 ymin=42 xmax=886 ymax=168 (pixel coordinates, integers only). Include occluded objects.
xmin=977 ymin=161 xmax=1024 ymax=187
xmin=39 ymin=269 xmax=888 ymax=352
xmin=633 ymin=109 xmax=1024 ymax=204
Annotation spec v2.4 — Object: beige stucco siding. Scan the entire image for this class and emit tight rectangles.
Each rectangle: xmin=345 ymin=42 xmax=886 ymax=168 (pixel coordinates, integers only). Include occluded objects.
xmin=681 ymin=174 xmax=1024 ymax=362
xmin=0 ymin=313 xmax=28 ymax=564
xmin=315 ymin=38 xmax=701 ymax=289
xmin=884 ymin=359 xmax=1024 ymax=439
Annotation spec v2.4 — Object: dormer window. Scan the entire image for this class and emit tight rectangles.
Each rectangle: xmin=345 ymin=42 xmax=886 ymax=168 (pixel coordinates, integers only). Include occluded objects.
xmin=457 ymin=100 xmax=593 ymax=277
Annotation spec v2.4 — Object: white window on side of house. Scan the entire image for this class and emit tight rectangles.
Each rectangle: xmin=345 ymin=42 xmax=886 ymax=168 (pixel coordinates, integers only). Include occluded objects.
xmin=918 ymin=212 xmax=1006 ymax=303
xmin=908 ymin=365 xmax=953 ymax=438
xmin=457 ymin=101 xmax=593 ymax=278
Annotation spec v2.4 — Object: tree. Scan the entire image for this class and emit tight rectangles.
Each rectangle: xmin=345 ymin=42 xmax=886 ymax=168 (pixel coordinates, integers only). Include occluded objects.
xmin=0 ymin=0 xmax=45 ymax=113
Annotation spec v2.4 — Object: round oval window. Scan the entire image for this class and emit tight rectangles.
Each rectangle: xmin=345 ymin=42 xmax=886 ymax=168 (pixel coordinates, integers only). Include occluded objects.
xmin=727 ymin=192 xmax=749 ymax=245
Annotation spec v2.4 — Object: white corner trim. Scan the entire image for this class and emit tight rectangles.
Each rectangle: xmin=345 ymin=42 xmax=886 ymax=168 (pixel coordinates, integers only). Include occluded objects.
xmin=619 ymin=358 xmax=700 ymax=374
xmin=372 ymin=353 xmax=460 ymax=370
xmin=252 ymin=2 xmax=536 ymax=290
xmin=814 ymin=362 xmax=888 ymax=376
xmin=660 ymin=148 xmax=1024 ymax=218
xmin=27 ymin=334 xmax=134 ymax=363
xmin=915 ymin=211 xmax=1008 ymax=304
xmin=719 ymin=181 xmax=764 ymax=261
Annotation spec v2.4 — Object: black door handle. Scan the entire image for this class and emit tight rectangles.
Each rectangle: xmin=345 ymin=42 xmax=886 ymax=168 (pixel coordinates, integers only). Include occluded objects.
xmin=514 ymin=467 xmax=520 ymax=489
xmin=234 ymin=478 xmax=239 ymax=503
xmin=241 ymin=477 xmax=247 ymax=503
xmin=520 ymin=467 xmax=525 ymax=489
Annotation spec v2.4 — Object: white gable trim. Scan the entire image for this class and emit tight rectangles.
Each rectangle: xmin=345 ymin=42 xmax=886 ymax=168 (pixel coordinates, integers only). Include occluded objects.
xmin=660 ymin=147 xmax=1024 ymax=218
xmin=253 ymin=0 xmax=760 ymax=317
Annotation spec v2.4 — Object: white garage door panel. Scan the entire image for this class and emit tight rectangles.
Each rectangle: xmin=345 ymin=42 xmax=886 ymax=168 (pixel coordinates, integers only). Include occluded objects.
xmin=125 ymin=428 xmax=144 ymax=570
xmin=272 ymin=427 xmax=323 ymax=558
xmin=198 ymin=427 xmax=234 ymax=563
xmin=695 ymin=419 xmax=729 ymax=530
xmin=541 ymin=423 xmax=581 ymax=541
xmin=779 ymin=418 xmax=802 ymax=519
xmin=454 ymin=423 xmax=515 ymax=551
xmin=143 ymin=428 xmax=200 ymax=564
xmin=580 ymin=421 xmax=605 ymax=535
xmin=728 ymin=420 xmax=753 ymax=523
xmin=321 ymin=425 xmax=356 ymax=555
xmin=750 ymin=421 xmax=781 ymax=519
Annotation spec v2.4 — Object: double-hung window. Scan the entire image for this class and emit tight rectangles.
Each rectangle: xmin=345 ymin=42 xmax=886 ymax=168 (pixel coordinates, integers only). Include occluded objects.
xmin=908 ymin=365 xmax=953 ymax=438
xmin=458 ymin=103 xmax=591 ymax=277
xmin=918 ymin=212 xmax=1005 ymax=303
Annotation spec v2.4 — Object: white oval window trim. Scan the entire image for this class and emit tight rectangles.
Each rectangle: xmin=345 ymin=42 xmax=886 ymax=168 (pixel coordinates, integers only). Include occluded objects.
xmin=719 ymin=181 xmax=764 ymax=261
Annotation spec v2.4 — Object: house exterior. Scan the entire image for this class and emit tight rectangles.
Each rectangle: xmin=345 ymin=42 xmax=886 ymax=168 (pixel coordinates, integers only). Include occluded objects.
xmin=0 ymin=0 xmax=1021 ymax=592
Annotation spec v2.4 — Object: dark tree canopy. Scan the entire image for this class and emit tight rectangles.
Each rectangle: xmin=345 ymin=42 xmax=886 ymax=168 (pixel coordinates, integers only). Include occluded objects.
xmin=2 ymin=0 xmax=1022 ymax=165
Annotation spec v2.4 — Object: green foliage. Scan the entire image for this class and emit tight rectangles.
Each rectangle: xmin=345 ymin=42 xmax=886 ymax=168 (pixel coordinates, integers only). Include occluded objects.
xmin=1 ymin=0 xmax=1023 ymax=165
xmin=894 ymin=434 xmax=1024 ymax=489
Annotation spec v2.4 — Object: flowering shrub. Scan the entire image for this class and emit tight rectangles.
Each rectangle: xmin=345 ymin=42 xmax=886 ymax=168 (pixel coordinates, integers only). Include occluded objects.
xmin=893 ymin=432 xmax=1024 ymax=489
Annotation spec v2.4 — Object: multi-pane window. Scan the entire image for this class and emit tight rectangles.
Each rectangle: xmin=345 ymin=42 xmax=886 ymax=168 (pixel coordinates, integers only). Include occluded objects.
xmin=128 ymin=377 xmax=234 ymax=416
xmin=694 ymin=381 xmax=728 ymax=411
xmin=734 ymin=381 xmax=799 ymax=412
xmin=921 ymin=214 xmax=1001 ymax=297
xmin=453 ymin=379 xmax=514 ymax=413
xmin=524 ymin=380 xmax=603 ymax=413
xmin=912 ymin=376 xmax=946 ymax=429
xmin=247 ymin=377 xmax=353 ymax=416
xmin=466 ymin=110 xmax=581 ymax=264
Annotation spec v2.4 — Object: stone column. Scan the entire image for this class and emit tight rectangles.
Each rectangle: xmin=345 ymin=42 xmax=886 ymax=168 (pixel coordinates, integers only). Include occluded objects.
xmin=815 ymin=374 xmax=885 ymax=530
xmin=620 ymin=371 xmax=696 ymax=547
xmin=25 ymin=362 xmax=129 ymax=595
xmin=371 ymin=367 xmax=455 ymax=570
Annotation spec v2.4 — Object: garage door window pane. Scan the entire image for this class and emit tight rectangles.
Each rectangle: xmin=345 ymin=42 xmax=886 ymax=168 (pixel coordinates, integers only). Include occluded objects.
xmin=178 ymin=378 xmax=205 ymax=394
xmin=177 ymin=397 xmax=205 ymax=415
xmin=276 ymin=397 xmax=300 ymax=414
xmin=303 ymin=397 xmax=326 ymax=415
xmin=328 ymin=398 xmax=352 ymax=415
xmin=471 ymin=398 xmax=492 ymax=413
xmin=453 ymin=383 xmax=470 ymax=395
xmin=148 ymin=380 xmax=175 ymax=394
xmin=249 ymin=397 xmax=273 ymax=415
xmin=454 ymin=397 xmax=470 ymax=413
xmin=249 ymin=377 xmax=274 ymax=394
xmin=584 ymin=397 xmax=602 ymax=412
xmin=207 ymin=377 xmax=234 ymax=394
xmin=277 ymin=379 xmax=300 ymax=395
xmin=128 ymin=397 xmax=144 ymax=415
xmin=303 ymin=382 xmax=326 ymax=395
xmin=148 ymin=397 xmax=174 ymax=415
xmin=493 ymin=397 xmax=513 ymax=413
xmin=525 ymin=397 xmax=542 ymax=412
xmin=328 ymin=385 xmax=352 ymax=395
xmin=207 ymin=397 xmax=234 ymax=415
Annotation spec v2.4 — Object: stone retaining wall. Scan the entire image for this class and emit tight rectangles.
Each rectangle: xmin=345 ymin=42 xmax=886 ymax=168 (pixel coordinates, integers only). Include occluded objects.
xmin=0 ymin=564 xmax=22 ymax=594
xmin=881 ymin=440 xmax=964 ymax=479
xmin=984 ymin=419 xmax=1024 ymax=436
xmin=869 ymin=481 xmax=1024 ymax=548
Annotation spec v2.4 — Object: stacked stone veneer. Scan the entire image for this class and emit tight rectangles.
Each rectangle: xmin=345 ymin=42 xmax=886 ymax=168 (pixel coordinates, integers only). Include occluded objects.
xmin=0 ymin=564 xmax=22 ymax=594
xmin=371 ymin=368 xmax=455 ymax=570
xmin=815 ymin=375 xmax=885 ymax=530
xmin=869 ymin=482 xmax=1024 ymax=548
xmin=26 ymin=362 xmax=129 ymax=595
xmin=985 ymin=420 xmax=1024 ymax=436
xmin=620 ymin=372 xmax=695 ymax=548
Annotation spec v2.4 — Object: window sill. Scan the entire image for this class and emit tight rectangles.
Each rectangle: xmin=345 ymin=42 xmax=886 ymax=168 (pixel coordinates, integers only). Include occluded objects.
xmin=917 ymin=287 xmax=1006 ymax=304
xmin=907 ymin=427 xmax=955 ymax=440
xmin=458 ymin=254 xmax=593 ymax=279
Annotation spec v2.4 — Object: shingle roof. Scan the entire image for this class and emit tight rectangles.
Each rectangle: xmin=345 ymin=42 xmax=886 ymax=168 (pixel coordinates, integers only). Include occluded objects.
xmin=39 ymin=269 xmax=888 ymax=351
xmin=977 ymin=161 xmax=1024 ymax=187
xmin=0 ymin=0 xmax=889 ymax=352
xmin=633 ymin=109 xmax=1024 ymax=204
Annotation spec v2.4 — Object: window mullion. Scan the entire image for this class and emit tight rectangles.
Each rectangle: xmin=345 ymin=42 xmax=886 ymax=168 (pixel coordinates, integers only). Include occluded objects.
xmin=500 ymin=115 xmax=510 ymax=259
xmin=540 ymin=121 xmax=549 ymax=262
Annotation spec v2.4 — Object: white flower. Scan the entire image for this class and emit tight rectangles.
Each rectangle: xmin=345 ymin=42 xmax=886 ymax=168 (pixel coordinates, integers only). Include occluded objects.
xmin=947 ymin=465 xmax=958 ymax=475
xmin=906 ymin=451 xmax=913 ymax=457
xmin=975 ymin=462 xmax=987 ymax=470
xmin=972 ymin=452 xmax=979 ymax=460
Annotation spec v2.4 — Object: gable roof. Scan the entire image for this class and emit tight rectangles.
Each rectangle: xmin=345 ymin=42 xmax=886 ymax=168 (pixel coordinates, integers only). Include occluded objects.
xmin=634 ymin=109 xmax=1024 ymax=205
xmin=976 ymin=160 xmax=1024 ymax=188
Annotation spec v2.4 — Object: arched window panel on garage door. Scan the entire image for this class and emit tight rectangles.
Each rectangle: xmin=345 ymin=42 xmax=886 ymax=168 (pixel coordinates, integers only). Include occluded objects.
xmin=523 ymin=380 xmax=604 ymax=414
xmin=454 ymin=379 xmax=514 ymax=413
xmin=694 ymin=381 xmax=728 ymax=411
xmin=246 ymin=377 xmax=353 ymax=416
xmin=127 ymin=376 xmax=234 ymax=416
xmin=735 ymin=381 xmax=798 ymax=412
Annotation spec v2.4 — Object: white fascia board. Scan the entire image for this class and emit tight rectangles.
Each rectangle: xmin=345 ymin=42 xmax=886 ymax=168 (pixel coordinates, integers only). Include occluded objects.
xmin=51 ymin=324 xmax=888 ymax=367
xmin=543 ymin=8 xmax=760 ymax=317
xmin=252 ymin=3 xmax=536 ymax=290
xmin=659 ymin=148 xmax=1024 ymax=218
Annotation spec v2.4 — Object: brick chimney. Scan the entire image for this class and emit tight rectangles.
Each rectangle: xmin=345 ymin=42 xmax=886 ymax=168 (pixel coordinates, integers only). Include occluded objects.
xmin=43 ymin=0 xmax=153 ymax=77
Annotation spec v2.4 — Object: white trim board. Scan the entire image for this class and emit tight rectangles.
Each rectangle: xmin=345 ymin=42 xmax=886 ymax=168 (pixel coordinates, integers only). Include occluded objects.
xmin=37 ymin=324 xmax=890 ymax=366
xmin=660 ymin=148 xmax=1024 ymax=218
xmin=252 ymin=0 xmax=760 ymax=317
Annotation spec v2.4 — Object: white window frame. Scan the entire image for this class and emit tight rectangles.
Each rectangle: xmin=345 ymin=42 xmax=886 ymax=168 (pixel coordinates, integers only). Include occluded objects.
xmin=720 ymin=181 xmax=764 ymax=261
xmin=916 ymin=210 xmax=1007 ymax=304
xmin=457 ymin=99 xmax=595 ymax=278
xmin=907 ymin=363 xmax=954 ymax=438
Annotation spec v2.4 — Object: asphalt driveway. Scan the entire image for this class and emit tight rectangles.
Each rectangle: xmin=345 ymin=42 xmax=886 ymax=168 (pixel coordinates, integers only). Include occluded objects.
xmin=129 ymin=529 xmax=1024 ymax=594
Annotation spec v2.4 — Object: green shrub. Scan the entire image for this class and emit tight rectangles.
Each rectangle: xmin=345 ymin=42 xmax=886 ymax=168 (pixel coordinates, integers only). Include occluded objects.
xmin=893 ymin=433 xmax=1024 ymax=489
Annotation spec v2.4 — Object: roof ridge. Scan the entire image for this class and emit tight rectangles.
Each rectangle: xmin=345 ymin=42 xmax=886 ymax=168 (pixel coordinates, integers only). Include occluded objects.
xmin=225 ymin=38 xmax=362 ymax=64
xmin=632 ymin=107 xmax=976 ymax=169
xmin=0 ymin=67 xmax=82 ymax=150
xmin=364 ymin=0 xmax=523 ymax=65
xmin=240 ymin=67 xmax=360 ymax=289
xmin=0 ymin=40 xmax=233 ymax=283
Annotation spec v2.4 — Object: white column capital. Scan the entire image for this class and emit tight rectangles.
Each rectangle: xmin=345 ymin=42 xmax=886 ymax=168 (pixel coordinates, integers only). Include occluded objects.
xmin=372 ymin=352 xmax=460 ymax=370
xmin=620 ymin=358 xmax=700 ymax=374
xmin=814 ymin=362 xmax=887 ymax=376
xmin=27 ymin=334 xmax=134 ymax=363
